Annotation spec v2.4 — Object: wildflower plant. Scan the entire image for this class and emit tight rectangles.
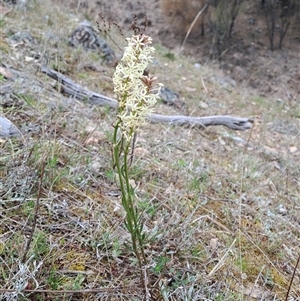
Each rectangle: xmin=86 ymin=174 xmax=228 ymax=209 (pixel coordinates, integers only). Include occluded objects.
xmin=112 ymin=34 xmax=162 ymax=272
xmin=113 ymin=34 xmax=161 ymax=141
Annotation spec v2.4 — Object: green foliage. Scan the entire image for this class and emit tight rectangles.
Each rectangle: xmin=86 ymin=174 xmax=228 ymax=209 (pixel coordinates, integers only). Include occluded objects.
xmin=47 ymin=268 xmax=63 ymax=290
xmin=18 ymin=94 xmax=36 ymax=107
xmin=264 ymin=268 xmax=275 ymax=287
xmin=138 ymin=198 xmax=157 ymax=218
xmin=252 ymin=96 xmax=265 ymax=106
xmin=105 ymin=168 xmax=114 ymax=182
xmin=292 ymin=106 xmax=300 ymax=118
xmin=112 ymin=89 xmax=148 ymax=280
xmin=33 ymin=232 xmax=49 ymax=257
xmin=172 ymin=159 xmax=187 ymax=170
xmin=111 ymin=33 xmax=161 ymax=284
xmin=112 ymin=238 xmax=122 ymax=259
xmin=235 ymin=256 xmax=248 ymax=272
xmin=152 ymin=256 xmax=170 ymax=274
xmin=189 ymin=174 xmax=208 ymax=192
xmin=164 ymin=52 xmax=175 ymax=61
xmin=128 ymin=164 xmax=147 ymax=181
xmin=71 ymin=274 xmax=85 ymax=290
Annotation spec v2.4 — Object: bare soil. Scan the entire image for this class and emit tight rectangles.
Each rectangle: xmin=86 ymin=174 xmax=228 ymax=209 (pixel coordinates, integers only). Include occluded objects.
xmin=65 ymin=0 xmax=300 ymax=102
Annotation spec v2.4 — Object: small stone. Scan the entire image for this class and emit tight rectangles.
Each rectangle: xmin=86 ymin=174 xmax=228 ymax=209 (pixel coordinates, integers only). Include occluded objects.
xmin=194 ymin=63 xmax=202 ymax=69
xmin=289 ymin=146 xmax=297 ymax=153
xmin=277 ymin=204 xmax=287 ymax=214
xmin=91 ymin=161 xmax=101 ymax=172
xmin=199 ymin=101 xmax=208 ymax=109
xmin=134 ymin=147 xmax=149 ymax=157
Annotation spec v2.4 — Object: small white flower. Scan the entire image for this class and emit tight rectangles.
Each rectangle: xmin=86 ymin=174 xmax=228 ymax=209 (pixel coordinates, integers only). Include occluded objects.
xmin=113 ymin=34 xmax=162 ymax=141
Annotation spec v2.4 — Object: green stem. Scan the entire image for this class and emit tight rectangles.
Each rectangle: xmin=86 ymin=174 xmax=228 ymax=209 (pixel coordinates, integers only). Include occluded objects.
xmin=112 ymin=123 xmax=146 ymax=268
xmin=123 ymin=141 xmax=147 ymax=265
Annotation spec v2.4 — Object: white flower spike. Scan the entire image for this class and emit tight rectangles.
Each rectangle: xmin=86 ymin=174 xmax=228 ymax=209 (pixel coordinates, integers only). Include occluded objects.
xmin=113 ymin=34 xmax=162 ymax=141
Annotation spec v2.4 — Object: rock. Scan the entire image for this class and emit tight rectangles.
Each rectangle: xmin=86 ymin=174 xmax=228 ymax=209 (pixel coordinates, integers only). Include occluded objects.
xmin=0 ymin=67 xmax=13 ymax=79
xmin=198 ymin=101 xmax=208 ymax=109
xmin=159 ymin=87 xmax=185 ymax=109
xmin=91 ymin=161 xmax=102 ymax=172
xmin=211 ymin=76 xmax=237 ymax=90
xmin=0 ymin=115 xmax=21 ymax=138
xmin=2 ymin=0 xmax=17 ymax=4
xmin=269 ymin=119 xmax=299 ymax=136
xmin=233 ymin=66 xmax=248 ymax=82
xmin=7 ymin=31 xmax=36 ymax=47
xmin=0 ymin=3 xmax=12 ymax=16
xmin=194 ymin=63 xmax=202 ymax=69
xmin=232 ymin=52 xmax=249 ymax=67
xmin=69 ymin=21 xmax=116 ymax=64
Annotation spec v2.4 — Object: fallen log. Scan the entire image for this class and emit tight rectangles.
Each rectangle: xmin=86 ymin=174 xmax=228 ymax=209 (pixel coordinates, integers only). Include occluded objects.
xmin=40 ymin=65 xmax=254 ymax=131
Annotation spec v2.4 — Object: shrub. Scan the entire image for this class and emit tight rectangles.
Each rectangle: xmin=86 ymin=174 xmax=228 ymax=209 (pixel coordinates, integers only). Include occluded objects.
xmin=160 ymin=0 xmax=209 ymax=37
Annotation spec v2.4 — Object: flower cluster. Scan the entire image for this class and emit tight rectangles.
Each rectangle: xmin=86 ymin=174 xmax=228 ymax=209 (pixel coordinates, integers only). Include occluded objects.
xmin=113 ymin=34 xmax=162 ymax=141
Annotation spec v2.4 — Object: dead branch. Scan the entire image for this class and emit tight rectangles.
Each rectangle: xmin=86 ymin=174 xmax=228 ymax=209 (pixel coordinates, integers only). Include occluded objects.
xmin=40 ymin=65 xmax=253 ymax=131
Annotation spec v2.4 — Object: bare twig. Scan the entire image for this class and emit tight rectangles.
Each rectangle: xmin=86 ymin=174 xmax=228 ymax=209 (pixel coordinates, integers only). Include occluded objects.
xmin=181 ymin=4 xmax=208 ymax=50
xmin=21 ymin=162 xmax=45 ymax=263
xmin=284 ymin=254 xmax=300 ymax=301
xmin=0 ymin=287 xmax=141 ymax=294
xmin=206 ymin=238 xmax=237 ymax=278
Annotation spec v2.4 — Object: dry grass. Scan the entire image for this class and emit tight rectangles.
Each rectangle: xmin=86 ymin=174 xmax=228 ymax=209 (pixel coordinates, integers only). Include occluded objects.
xmin=0 ymin=0 xmax=299 ymax=300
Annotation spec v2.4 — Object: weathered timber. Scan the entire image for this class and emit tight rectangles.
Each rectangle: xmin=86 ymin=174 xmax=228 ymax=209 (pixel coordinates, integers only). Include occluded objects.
xmin=40 ymin=65 xmax=254 ymax=131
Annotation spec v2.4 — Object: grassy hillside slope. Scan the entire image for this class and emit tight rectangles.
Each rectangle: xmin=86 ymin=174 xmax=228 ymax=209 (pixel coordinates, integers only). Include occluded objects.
xmin=0 ymin=0 xmax=299 ymax=300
